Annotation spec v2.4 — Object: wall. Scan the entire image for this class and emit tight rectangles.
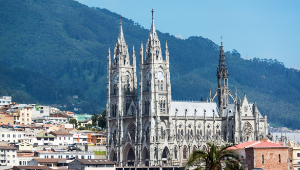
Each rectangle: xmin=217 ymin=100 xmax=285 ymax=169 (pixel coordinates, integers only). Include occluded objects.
xmin=34 ymin=145 xmax=106 ymax=152
xmin=246 ymin=147 xmax=289 ymax=170
xmin=0 ymin=115 xmax=14 ymax=125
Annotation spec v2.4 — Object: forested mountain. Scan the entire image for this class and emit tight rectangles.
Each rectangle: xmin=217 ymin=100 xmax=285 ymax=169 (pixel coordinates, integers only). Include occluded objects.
xmin=0 ymin=0 xmax=300 ymax=129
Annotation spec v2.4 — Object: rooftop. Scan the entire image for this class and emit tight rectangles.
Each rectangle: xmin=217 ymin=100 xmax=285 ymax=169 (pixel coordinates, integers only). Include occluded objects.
xmin=0 ymin=146 xmax=17 ymax=150
xmin=76 ymin=159 xmax=114 ymax=165
xmin=32 ymin=158 xmax=67 ymax=163
xmin=49 ymin=131 xmax=72 ymax=135
xmin=13 ymin=166 xmax=50 ymax=170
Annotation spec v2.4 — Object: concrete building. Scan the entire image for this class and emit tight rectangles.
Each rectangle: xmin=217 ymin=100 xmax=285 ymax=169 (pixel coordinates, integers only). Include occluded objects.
xmin=18 ymin=142 xmax=33 ymax=151
xmin=0 ymin=96 xmax=12 ymax=106
xmin=91 ymin=132 xmax=107 ymax=145
xmin=68 ymin=159 xmax=115 ymax=170
xmin=0 ymin=114 xmax=14 ymax=125
xmin=36 ymin=150 xmax=94 ymax=159
xmin=0 ymin=129 xmax=35 ymax=143
xmin=11 ymin=104 xmax=33 ymax=125
xmin=31 ymin=105 xmax=51 ymax=119
xmin=0 ymin=146 xmax=18 ymax=167
xmin=33 ymin=133 xmax=56 ymax=146
xmin=106 ymin=13 xmax=268 ymax=167
xmin=49 ymin=131 xmax=74 ymax=145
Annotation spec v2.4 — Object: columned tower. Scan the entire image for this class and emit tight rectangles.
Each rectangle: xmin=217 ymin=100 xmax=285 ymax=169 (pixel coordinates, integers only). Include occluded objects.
xmin=107 ymin=16 xmax=138 ymax=167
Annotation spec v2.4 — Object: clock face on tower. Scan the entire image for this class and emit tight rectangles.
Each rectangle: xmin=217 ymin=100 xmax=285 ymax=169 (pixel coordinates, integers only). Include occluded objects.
xmin=157 ymin=71 xmax=163 ymax=80
xmin=147 ymin=72 xmax=151 ymax=81
xmin=113 ymin=75 xmax=118 ymax=84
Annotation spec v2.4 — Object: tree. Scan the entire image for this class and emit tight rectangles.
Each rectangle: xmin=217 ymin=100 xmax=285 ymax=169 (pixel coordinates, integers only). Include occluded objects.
xmin=185 ymin=142 xmax=243 ymax=170
xmin=69 ymin=118 xmax=78 ymax=128
xmin=91 ymin=114 xmax=99 ymax=126
xmin=77 ymin=126 xmax=86 ymax=130
xmin=85 ymin=123 xmax=93 ymax=130
xmin=98 ymin=110 xmax=106 ymax=130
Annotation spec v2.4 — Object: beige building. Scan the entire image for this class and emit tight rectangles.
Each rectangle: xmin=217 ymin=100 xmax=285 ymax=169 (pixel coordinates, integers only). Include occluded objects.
xmin=0 ymin=114 xmax=14 ymax=125
xmin=288 ymin=141 xmax=300 ymax=170
xmin=11 ymin=104 xmax=33 ymax=125
xmin=18 ymin=142 xmax=33 ymax=151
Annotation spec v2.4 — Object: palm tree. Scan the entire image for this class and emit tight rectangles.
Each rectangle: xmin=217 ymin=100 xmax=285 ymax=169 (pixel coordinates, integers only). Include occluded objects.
xmin=185 ymin=142 xmax=243 ymax=170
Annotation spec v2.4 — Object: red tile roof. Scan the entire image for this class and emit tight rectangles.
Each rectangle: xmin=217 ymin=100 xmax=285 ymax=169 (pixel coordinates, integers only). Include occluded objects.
xmin=227 ymin=141 xmax=259 ymax=150
xmin=228 ymin=139 xmax=287 ymax=150
xmin=249 ymin=141 xmax=286 ymax=148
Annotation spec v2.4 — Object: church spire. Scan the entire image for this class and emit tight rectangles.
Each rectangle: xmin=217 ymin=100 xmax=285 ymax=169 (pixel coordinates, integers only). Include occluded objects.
xmin=150 ymin=9 xmax=156 ymax=39
xmin=117 ymin=15 xmax=125 ymax=45
xmin=218 ymin=37 xmax=226 ymax=69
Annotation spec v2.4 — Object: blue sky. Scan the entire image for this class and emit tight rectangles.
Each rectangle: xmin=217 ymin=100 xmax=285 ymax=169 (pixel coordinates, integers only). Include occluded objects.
xmin=76 ymin=0 xmax=300 ymax=69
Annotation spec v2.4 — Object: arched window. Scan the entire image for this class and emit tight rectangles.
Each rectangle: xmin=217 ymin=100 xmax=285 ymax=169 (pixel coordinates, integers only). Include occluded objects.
xmin=183 ymin=147 xmax=187 ymax=159
xmin=279 ymin=154 xmax=281 ymax=163
xmin=174 ymin=147 xmax=177 ymax=159
xmin=262 ymin=154 xmax=264 ymax=164
xmin=160 ymin=81 xmax=163 ymax=90
xmin=181 ymin=129 xmax=183 ymax=136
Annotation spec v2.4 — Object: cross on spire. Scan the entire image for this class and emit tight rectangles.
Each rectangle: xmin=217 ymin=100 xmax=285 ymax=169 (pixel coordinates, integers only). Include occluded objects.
xmin=221 ymin=36 xmax=222 ymax=42
xmin=119 ymin=15 xmax=122 ymax=25
xmin=151 ymin=9 xmax=154 ymax=19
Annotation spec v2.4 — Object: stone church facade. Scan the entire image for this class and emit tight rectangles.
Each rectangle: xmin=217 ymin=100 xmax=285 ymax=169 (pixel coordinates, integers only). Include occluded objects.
xmin=106 ymin=14 xmax=268 ymax=167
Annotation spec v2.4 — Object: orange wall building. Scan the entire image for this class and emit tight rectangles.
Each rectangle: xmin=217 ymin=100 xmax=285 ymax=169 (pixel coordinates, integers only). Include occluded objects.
xmin=245 ymin=140 xmax=290 ymax=170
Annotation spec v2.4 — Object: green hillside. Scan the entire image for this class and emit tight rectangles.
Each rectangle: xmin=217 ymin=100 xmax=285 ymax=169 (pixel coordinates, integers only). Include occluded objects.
xmin=0 ymin=0 xmax=300 ymax=129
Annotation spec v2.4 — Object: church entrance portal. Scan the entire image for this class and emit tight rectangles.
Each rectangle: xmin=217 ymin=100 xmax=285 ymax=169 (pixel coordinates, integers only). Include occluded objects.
xmin=127 ymin=147 xmax=135 ymax=166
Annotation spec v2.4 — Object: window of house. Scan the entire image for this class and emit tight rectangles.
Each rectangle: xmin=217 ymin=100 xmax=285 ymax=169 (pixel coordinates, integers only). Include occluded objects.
xmin=1 ymin=134 xmax=4 ymax=138
xmin=262 ymin=155 xmax=264 ymax=164
xmin=37 ymin=138 xmax=41 ymax=140
xmin=64 ymin=137 xmax=66 ymax=140
xmin=69 ymin=137 xmax=70 ymax=140
xmin=7 ymin=134 xmax=10 ymax=138
xmin=13 ymin=155 xmax=15 ymax=158
xmin=81 ymin=156 xmax=85 ymax=159
xmin=297 ymin=153 xmax=300 ymax=157
xmin=13 ymin=134 xmax=16 ymax=138
xmin=279 ymin=154 xmax=281 ymax=163
xmin=59 ymin=137 xmax=61 ymax=140
xmin=19 ymin=161 xmax=22 ymax=165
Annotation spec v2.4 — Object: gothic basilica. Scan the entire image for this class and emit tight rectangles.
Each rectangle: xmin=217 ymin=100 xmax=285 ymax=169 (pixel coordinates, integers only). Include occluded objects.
xmin=106 ymin=13 xmax=268 ymax=167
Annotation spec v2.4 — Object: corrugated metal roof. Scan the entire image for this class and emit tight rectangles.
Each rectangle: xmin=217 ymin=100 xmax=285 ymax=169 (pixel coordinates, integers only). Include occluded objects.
xmin=171 ymin=101 xmax=219 ymax=117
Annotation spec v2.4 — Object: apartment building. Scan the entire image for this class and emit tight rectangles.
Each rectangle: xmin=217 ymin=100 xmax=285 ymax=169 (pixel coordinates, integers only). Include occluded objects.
xmin=0 ymin=129 xmax=35 ymax=143
xmin=31 ymin=105 xmax=51 ymax=119
xmin=11 ymin=104 xmax=33 ymax=125
xmin=0 ymin=146 xmax=18 ymax=167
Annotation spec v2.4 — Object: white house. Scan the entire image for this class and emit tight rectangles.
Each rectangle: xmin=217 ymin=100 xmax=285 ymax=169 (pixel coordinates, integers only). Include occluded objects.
xmin=0 ymin=128 xmax=35 ymax=144
xmin=36 ymin=150 xmax=94 ymax=159
xmin=0 ymin=96 xmax=11 ymax=106
xmin=0 ymin=146 xmax=18 ymax=167
xmin=49 ymin=131 xmax=73 ymax=145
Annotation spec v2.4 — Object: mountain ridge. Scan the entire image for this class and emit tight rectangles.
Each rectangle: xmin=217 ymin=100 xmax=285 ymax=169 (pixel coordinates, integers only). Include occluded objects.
xmin=0 ymin=0 xmax=300 ymax=129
